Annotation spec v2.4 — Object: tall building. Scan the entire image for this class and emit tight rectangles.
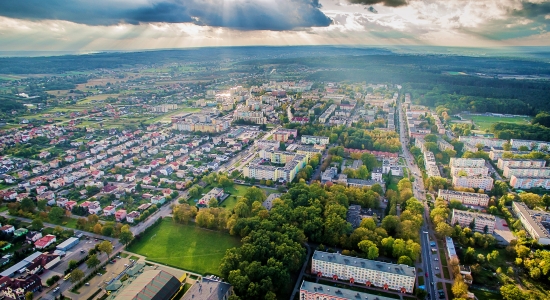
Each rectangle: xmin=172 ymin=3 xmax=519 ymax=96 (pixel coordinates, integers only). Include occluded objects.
xmin=299 ymin=281 xmax=398 ymax=300
xmin=437 ymin=189 xmax=490 ymax=207
xmin=311 ymin=251 xmax=416 ymax=293
xmin=452 ymin=176 xmax=494 ymax=191
xmin=301 ymin=135 xmax=330 ymax=145
xmin=503 ymin=167 xmax=550 ymax=179
xmin=451 ymin=209 xmax=496 ymax=234
xmin=497 ymin=158 xmax=546 ymax=170
xmin=450 ymin=158 xmax=486 ymax=168
xmin=512 ymin=202 xmax=550 ymax=245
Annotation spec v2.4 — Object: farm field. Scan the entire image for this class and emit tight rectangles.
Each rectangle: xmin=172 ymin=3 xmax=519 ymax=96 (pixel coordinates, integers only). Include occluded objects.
xmin=126 ymin=218 xmax=240 ymax=276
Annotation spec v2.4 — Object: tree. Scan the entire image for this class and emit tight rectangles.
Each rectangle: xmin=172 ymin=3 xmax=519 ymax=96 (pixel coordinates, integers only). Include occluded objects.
xmin=69 ymin=268 xmax=84 ymax=283
xmin=48 ymin=207 xmax=65 ymax=223
xmin=68 ymin=260 xmax=78 ymax=270
xmin=25 ymin=292 xmax=33 ymax=300
xmin=37 ymin=200 xmax=47 ymax=211
xmin=435 ymin=222 xmax=453 ymax=238
xmin=542 ymin=194 xmax=550 ymax=211
xmin=503 ymin=141 xmax=512 ymax=151
xmin=119 ymin=225 xmax=134 ymax=246
xmin=452 ymin=275 xmax=469 ymax=298
xmin=500 ymin=284 xmax=524 ymax=300
xmin=30 ymin=218 xmax=43 ymax=231
xmin=520 ymin=193 xmax=541 ymax=209
xmin=20 ymin=198 xmax=36 ymax=212
xmin=86 ymin=254 xmax=100 ymax=270
xmin=397 ymin=256 xmax=413 ymax=266
xmin=93 ymin=223 xmax=103 ymax=234
xmin=98 ymin=240 xmax=114 ymax=259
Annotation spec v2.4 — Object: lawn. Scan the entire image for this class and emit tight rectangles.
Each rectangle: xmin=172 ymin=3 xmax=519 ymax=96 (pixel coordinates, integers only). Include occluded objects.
xmin=464 ymin=114 xmax=531 ymax=131
xmin=126 ymin=218 xmax=241 ymax=275
xmin=472 ymin=289 xmax=501 ymax=300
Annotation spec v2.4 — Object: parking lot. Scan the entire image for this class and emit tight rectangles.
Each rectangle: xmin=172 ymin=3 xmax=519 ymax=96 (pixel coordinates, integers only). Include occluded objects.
xmin=49 ymin=236 xmax=104 ymax=275
xmin=493 ymin=216 xmax=514 ymax=245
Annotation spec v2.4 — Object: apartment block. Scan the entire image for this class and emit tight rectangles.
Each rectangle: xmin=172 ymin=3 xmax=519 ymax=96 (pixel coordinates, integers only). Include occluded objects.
xmin=438 ymin=139 xmax=454 ymax=152
xmin=503 ymin=167 xmax=550 ymax=179
xmin=451 ymin=209 xmax=496 ymax=234
xmin=509 ymin=176 xmax=550 ymax=190
xmin=450 ymin=158 xmax=486 ymax=168
xmin=244 ymin=151 xmax=307 ymax=183
xmin=319 ymin=104 xmax=337 ymax=123
xmin=452 ymin=176 xmax=494 ymax=191
xmin=512 ymin=202 xmax=550 ymax=245
xmin=300 ymin=281 xmax=398 ymax=300
xmin=272 ymin=129 xmax=298 ymax=142
xmin=450 ymin=166 xmax=489 ymax=177
xmin=311 ymin=251 xmax=416 ymax=293
xmin=489 ymin=148 xmax=530 ymax=161
xmin=301 ymin=135 xmax=330 ymax=145
xmin=458 ymin=136 xmax=506 ymax=148
xmin=497 ymin=158 xmax=546 ymax=170
xmin=424 ymin=151 xmax=441 ymax=177
xmin=510 ymin=139 xmax=550 ymax=151
xmin=437 ymin=189 xmax=490 ymax=207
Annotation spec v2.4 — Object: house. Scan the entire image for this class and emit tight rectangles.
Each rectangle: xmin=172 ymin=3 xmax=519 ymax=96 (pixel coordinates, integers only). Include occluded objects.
xmin=49 ymin=178 xmax=65 ymax=189
xmin=15 ymin=193 xmax=30 ymax=202
xmin=126 ymin=211 xmax=140 ymax=223
xmin=162 ymin=188 xmax=173 ymax=197
xmin=88 ymin=202 xmax=102 ymax=215
xmin=125 ymin=173 xmax=137 ymax=182
xmin=103 ymin=206 xmax=116 ymax=216
xmin=115 ymin=174 xmax=123 ymax=182
xmin=102 ymin=184 xmax=118 ymax=194
xmin=34 ymin=234 xmax=56 ymax=249
xmin=151 ymin=195 xmax=166 ymax=205
xmin=56 ymin=198 xmax=68 ymax=207
xmin=0 ymin=225 xmax=14 ymax=234
xmin=0 ymin=273 xmax=42 ymax=299
xmin=36 ymin=186 xmax=48 ymax=195
xmin=36 ymin=191 xmax=55 ymax=202
xmin=65 ymin=201 xmax=77 ymax=211
xmin=138 ymin=203 xmax=151 ymax=211
xmin=142 ymin=177 xmax=153 ymax=185
xmin=13 ymin=228 xmax=28 ymax=237
xmin=138 ymin=166 xmax=151 ymax=173
xmin=91 ymin=170 xmax=104 ymax=180
xmin=115 ymin=210 xmax=127 ymax=222
xmin=49 ymin=159 xmax=61 ymax=168
xmin=26 ymin=231 xmax=42 ymax=243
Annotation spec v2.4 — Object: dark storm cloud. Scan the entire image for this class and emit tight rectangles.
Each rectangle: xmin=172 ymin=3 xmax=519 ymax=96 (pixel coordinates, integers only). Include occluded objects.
xmin=513 ymin=1 xmax=550 ymax=20
xmin=0 ymin=0 xmax=332 ymax=30
xmin=347 ymin=0 xmax=408 ymax=7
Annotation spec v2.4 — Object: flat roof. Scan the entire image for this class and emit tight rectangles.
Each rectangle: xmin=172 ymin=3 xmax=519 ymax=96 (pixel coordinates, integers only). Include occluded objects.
xmin=513 ymin=202 xmax=550 ymax=239
xmin=181 ymin=278 xmax=231 ymax=300
xmin=300 ymin=281 xmax=397 ymax=300
xmin=312 ymin=251 xmax=415 ymax=277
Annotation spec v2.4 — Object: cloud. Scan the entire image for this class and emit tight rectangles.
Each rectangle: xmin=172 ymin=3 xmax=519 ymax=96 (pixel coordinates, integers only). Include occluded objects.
xmin=347 ymin=0 xmax=408 ymax=7
xmin=0 ymin=0 xmax=332 ymax=31
xmin=513 ymin=1 xmax=550 ymax=20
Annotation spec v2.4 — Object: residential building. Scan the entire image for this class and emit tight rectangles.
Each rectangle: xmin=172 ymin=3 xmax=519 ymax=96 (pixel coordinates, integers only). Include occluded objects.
xmin=437 ymin=190 xmax=490 ymax=207
xmin=321 ymin=167 xmax=338 ymax=182
xmin=509 ymin=176 xmax=550 ymax=190
xmin=512 ymin=202 xmax=550 ymax=245
xmin=438 ymin=139 xmax=454 ymax=152
xmin=510 ymin=139 xmax=550 ymax=151
xmin=497 ymin=158 xmax=546 ymax=170
xmin=126 ymin=211 xmax=141 ymax=223
xmin=311 ymin=251 xmax=415 ymax=293
xmin=452 ymin=176 xmax=494 ymax=191
xmin=503 ymin=167 xmax=550 ymax=179
xmin=424 ymin=151 xmax=440 ymax=177
xmin=115 ymin=210 xmax=127 ymax=222
xmin=34 ymin=234 xmax=56 ymax=249
xmin=300 ymin=281 xmax=398 ymax=300
xmin=458 ymin=136 xmax=506 ymax=148
xmin=181 ymin=277 xmax=233 ymax=300
xmin=451 ymin=209 xmax=496 ymax=234
xmin=0 ymin=274 xmax=42 ymax=300
xmin=197 ymin=187 xmax=224 ymax=207
xmin=301 ymin=135 xmax=330 ymax=145
xmin=450 ymin=158 xmax=486 ymax=168
xmin=446 ymin=237 xmax=458 ymax=261
xmin=272 ymin=129 xmax=298 ymax=142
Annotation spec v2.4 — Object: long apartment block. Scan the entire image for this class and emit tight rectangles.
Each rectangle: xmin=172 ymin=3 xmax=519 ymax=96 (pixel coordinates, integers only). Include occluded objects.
xmin=503 ymin=166 xmax=550 ymax=179
xmin=512 ymin=202 xmax=550 ymax=245
xmin=450 ymin=158 xmax=486 ymax=168
xmin=438 ymin=189 xmax=490 ymax=207
xmin=497 ymin=158 xmax=546 ymax=170
xmin=311 ymin=251 xmax=416 ymax=293
xmin=451 ymin=209 xmax=496 ymax=234
xmin=510 ymin=176 xmax=550 ymax=190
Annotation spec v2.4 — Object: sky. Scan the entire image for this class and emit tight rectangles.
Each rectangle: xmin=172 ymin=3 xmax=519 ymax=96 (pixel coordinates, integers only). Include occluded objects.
xmin=0 ymin=0 xmax=549 ymax=51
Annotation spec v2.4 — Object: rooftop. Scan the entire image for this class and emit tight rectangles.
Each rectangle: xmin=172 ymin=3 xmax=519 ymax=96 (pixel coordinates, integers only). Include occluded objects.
xmin=312 ymin=251 xmax=415 ymax=277
xmin=300 ymin=281 xmax=397 ymax=300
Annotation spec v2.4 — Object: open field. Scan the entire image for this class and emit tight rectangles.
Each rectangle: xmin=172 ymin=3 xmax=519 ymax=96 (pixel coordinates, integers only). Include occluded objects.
xmin=472 ymin=289 xmax=501 ymax=300
xmin=458 ymin=114 xmax=531 ymax=132
xmin=78 ymin=94 xmax=119 ymax=104
xmin=126 ymin=218 xmax=240 ymax=275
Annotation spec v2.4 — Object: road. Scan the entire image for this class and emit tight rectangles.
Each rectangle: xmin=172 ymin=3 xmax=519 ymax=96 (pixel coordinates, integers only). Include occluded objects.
xmin=398 ymin=103 xmax=440 ymax=300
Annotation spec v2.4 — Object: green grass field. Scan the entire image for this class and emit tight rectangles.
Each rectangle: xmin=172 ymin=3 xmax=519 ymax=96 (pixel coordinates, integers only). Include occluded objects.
xmin=464 ymin=115 xmax=531 ymax=131
xmin=127 ymin=218 xmax=241 ymax=275
xmin=472 ymin=289 xmax=501 ymax=300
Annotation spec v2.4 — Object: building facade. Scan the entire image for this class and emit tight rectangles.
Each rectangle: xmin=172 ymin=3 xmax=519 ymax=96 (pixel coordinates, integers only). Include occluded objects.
xmin=451 ymin=209 xmax=496 ymax=234
xmin=301 ymin=135 xmax=330 ymax=145
xmin=452 ymin=176 xmax=494 ymax=191
xmin=512 ymin=201 xmax=550 ymax=245
xmin=437 ymin=189 xmax=490 ymax=207
xmin=311 ymin=251 xmax=415 ymax=293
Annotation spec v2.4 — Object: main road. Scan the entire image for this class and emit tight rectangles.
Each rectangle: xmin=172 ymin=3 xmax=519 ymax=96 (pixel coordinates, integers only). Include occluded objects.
xmin=397 ymin=103 xmax=438 ymax=299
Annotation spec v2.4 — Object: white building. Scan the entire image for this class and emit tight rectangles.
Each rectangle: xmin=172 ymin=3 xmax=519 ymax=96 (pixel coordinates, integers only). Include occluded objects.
xmin=452 ymin=176 xmax=494 ymax=191
xmin=509 ymin=176 xmax=550 ymax=190
xmin=451 ymin=209 xmax=496 ymax=234
xmin=512 ymin=202 xmax=550 ymax=245
xmin=311 ymin=251 xmax=416 ymax=293
xmin=438 ymin=190 xmax=490 ymax=207
xmin=301 ymin=135 xmax=330 ymax=145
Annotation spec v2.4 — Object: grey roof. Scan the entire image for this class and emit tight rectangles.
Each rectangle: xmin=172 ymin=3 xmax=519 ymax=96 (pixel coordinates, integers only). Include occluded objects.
xmin=115 ymin=270 xmax=181 ymax=300
xmin=0 ymin=251 xmax=42 ymax=277
xmin=262 ymin=193 xmax=281 ymax=211
xmin=181 ymin=278 xmax=232 ymax=300
xmin=312 ymin=251 xmax=415 ymax=278
xmin=300 ymin=281 xmax=397 ymax=300
xmin=56 ymin=237 xmax=79 ymax=249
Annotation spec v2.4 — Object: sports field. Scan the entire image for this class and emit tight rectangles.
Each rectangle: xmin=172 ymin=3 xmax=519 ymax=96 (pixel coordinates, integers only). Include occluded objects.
xmin=462 ymin=114 xmax=531 ymax=131
xmin=126 ymin=218 xmax=240 ymax=275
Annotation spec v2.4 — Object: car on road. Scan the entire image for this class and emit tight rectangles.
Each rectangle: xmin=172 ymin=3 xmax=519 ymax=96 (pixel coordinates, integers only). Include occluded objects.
xmin=435 ymin=267 xmax=440 ymax=270
xmin=80 ymin=249 xmax=85 ymax=253
xmin=425 ymin=272 xmax=428 ymax=277
xmin=434 ymin=258 xmax=439 ymax=261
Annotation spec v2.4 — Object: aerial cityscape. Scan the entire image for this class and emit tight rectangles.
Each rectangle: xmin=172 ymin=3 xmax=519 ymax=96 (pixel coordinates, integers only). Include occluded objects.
xmin=1 ymin=1 xmax=550 ymax=300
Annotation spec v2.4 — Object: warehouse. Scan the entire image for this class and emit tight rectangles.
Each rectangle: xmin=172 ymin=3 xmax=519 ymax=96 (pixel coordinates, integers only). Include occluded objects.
xmin=56 ymin=237 xmax=79 ymax=251
xmin=114 ymin=270 xmax=181 ymax=300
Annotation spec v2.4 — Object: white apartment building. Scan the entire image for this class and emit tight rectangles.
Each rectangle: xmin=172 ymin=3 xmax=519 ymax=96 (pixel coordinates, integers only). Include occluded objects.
xmin=319 ymin=104 xmax=337 ymax=123
xmin=452 ymin=176 xmax=494 ymax=191
xmin=438 ymin=139 xmax=454 ymax=152
xmin=503 ymin=167 xmax=550 ymax=179
xmin=450 ymin=158 xmax=486 ymax=168
xmin=438 ymin=189 xmax=490 ymax=207
xmin=509 ymin=176 xmax=550 ymax=190
xmin=301 ymin=135 xmax=330 ymax=145
xmin=424 ymin=151 xmax=441 ymax=177
xmin=458 ymin=136 xmax=506 ymax=148
xmin=450 ymin=166 xmax=489 ymax=177
xmin=300 ymin=281 xmax=397 ymax=300
xmin=451 ymin=209 xmax=496 ymax=234
xmin=311 ymin=251 xmax=416 ymax=293
xmin=497 ymin=158 xmax=546 ymax=170
xmin=512 ymin=202 xmax=550 ymax=245
xmin=510 ymin=139 xmax=550 ymax=151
